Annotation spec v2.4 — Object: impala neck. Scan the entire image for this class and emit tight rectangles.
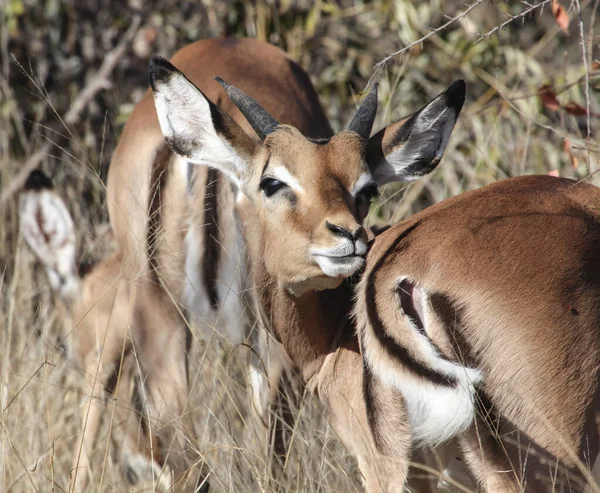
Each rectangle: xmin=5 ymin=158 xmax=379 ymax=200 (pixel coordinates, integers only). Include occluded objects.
xmin=254 ymin=255 xmax=357 ymax=384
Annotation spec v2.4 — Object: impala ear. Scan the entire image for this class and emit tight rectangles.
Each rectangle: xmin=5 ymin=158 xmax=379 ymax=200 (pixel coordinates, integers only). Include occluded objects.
xmin=149 ymin=56 xmax=259 ymax=189
xmin=366 ymin=80 xmax=465 ymax=185
xmin=19 ymin=170 xmax=79 ymax=300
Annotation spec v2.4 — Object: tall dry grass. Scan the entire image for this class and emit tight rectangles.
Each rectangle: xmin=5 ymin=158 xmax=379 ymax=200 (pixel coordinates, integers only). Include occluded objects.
xmin=1 ymin=0 xmax=599 ymax=491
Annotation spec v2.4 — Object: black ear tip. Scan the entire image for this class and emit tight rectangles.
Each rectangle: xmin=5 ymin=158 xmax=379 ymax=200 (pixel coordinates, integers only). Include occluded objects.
xmin=24 ymin=169 xmax=53 ymax=191
xmin=444 ymin=79 xmax=466 ymax=112
xmin=149 ymin=55 xmax=178 ymax=90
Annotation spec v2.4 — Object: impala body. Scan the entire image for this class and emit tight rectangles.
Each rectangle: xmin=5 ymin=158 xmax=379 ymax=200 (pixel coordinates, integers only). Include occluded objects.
xmin=147 ymin=40 xmax=465 ymax=493
xmin=356 ymin=175 xmax=600 ymax=491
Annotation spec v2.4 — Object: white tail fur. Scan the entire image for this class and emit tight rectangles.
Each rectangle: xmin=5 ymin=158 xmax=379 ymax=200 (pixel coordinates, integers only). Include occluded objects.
xmin=19 ymin=170 xmax=79 ymax=299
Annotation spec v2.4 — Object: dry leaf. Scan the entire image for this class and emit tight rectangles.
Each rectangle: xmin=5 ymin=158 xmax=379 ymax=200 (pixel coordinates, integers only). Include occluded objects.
xmin=538 ymin=84 xmax=560 ymax=111
xmin=563 ymin=138 xmax=578 ymax=168
xmin=592 ymin=60 xmax=600 ymax=71
xmin=564 ymin=102 xmax=587 ymax=116
xmin=548 ymin=170 xmax=560 ymax=177
xmin=552 ymin=0 xmax=569 ymax=33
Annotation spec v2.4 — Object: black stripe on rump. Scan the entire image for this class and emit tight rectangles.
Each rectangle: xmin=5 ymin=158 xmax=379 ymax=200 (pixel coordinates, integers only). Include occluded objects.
xmin=364 ymin=221 xmax=456 ymax=387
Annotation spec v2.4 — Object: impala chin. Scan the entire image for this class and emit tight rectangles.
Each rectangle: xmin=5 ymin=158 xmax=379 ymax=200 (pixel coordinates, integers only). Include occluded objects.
xmin=313 ymin=253 xmax=365 ymax=278
xmin=311 ymin=239 xmax=367 ymax=278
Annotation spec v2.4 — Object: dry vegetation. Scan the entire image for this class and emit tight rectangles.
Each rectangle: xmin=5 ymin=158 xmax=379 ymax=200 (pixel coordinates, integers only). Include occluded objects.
xmin=1 ymin=0 xmax=599 ymax=491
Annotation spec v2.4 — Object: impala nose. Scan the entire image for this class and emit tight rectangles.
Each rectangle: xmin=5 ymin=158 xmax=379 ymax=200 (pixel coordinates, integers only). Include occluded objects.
xmin=325 ymin=221 xmax=367 ymax=256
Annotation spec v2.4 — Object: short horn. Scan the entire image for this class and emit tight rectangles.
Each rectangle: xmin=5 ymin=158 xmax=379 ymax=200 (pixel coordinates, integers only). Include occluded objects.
xmin=348 ymin=83 xmax=379 ymax=139
xmin=214 ymin=77 xmax=279 ymax=141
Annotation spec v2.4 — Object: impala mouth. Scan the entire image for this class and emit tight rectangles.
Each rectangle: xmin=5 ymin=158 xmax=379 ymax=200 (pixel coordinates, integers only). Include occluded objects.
xmin=312 ymin=252 xmax=365 ymax=278
xmin=313 ymin=253 xmax=365 ymax=260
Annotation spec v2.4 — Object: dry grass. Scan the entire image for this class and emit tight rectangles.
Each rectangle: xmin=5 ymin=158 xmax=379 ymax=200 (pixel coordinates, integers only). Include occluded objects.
xmin=1 ymin=0 xmax=599 ymax=491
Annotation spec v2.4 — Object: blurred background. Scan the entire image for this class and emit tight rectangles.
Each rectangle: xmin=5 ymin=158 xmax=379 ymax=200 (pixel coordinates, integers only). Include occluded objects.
xmin=1 ymin=0 xmax=598 ymax=491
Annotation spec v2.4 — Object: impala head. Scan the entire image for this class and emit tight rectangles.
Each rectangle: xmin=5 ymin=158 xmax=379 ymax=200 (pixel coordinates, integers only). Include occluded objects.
xmin=149 ymin=56 xmax=465 ymax=293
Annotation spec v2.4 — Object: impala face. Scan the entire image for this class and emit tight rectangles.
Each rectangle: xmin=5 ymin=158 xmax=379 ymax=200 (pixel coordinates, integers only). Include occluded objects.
xmin=254 ymin=127 xmax=375 ymax=290
xmin=150 ymin=55 xmax=465 ymax=293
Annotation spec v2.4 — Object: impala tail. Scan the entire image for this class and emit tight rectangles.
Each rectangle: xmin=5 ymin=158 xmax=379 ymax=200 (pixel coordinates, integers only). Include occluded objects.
xmin=355 ymin=253 xmax=483 ymax=448
xmin=19 ymin=170 xmax=81 ymax=301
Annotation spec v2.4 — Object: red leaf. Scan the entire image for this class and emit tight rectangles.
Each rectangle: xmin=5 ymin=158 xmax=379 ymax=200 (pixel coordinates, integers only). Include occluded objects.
xmin=592 ymin=60 xmax=600 ymax=71
xmin=564 ymin=102 xmax=587 ymax=116
xmin=552 ymin=0 xmax=569 ymax=33
xmin=548 ymin=170 xmax=560 ymax=177
xmin=538 ymin=84 xmax=560 ymax=111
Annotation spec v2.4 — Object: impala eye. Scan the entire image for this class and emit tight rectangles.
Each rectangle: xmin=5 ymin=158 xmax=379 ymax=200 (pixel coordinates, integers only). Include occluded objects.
xmin=260 ymin=177 xmax=288 ymax=197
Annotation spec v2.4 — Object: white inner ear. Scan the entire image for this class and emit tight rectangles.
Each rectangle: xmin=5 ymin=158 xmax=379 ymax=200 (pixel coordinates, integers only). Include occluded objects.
xmin=390 ymin=108 xmax=456 ymax=182
xmin=152 ymin=73 xmax=247 ymax=186
xmin=414 ymin=105 xmax=455 ymax=161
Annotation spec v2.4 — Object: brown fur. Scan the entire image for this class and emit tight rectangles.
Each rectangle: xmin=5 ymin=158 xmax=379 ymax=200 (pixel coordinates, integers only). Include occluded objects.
xmin=356 ymin=175 xmax=600 ymax=492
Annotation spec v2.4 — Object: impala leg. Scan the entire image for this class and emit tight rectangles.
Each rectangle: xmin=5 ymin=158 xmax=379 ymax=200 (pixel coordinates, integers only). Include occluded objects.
xmin=268 ymin=364 xmax=303 ymax=487
xmin=107 ymin=354 xmax=172 ymax=491
xmin=134 ymin=291 xmax=206 ymax=491
xmin=408 ymin=445 xmax=451 ymax=493
xmin=242 ymin=329 xmax=300 ymax=488
xmin=323 ymin=348 xmax=411 ymax=493
xmin=457 ymin=417 xmax=543 ymax=493
xmin=69 ymin=359 xmax=115 ymax=493
xmin=460 ymin=410 xmax=600 ymax=493
xmin=264 ymin=339 xmax=301 ymax=485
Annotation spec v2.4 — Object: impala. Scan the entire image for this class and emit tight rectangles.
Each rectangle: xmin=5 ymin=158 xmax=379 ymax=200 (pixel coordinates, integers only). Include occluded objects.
xmin=147 ymin=42 xmax=465 ymax=492
xmin=21 ymin=37 xmax=466 ymax=492
xmin=355 ymin=175 xmax=600 ymax=491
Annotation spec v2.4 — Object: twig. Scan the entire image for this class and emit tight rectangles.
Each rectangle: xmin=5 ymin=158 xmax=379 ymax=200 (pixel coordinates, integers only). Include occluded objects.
xmin=475 ymin=0 xmax=553 ymax=42
xmin=368 ymin=0 xmax=485 ymax=87
xmin=0 ymin=15 xmax=141 ymax=208
xmin=574 ymin=0 xmax=593 ymax=173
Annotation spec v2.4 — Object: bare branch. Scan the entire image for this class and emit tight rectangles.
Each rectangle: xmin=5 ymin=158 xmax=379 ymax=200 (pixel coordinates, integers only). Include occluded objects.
xmin=0 ymin=15 xmax=142 ymax=207
xmin=475 ymin=0 xmax=553 ymax=42
xmin=574 ymin=0 xmax=593 ymax=173
xmin=369 ymin=0 xmax=485 ymax=84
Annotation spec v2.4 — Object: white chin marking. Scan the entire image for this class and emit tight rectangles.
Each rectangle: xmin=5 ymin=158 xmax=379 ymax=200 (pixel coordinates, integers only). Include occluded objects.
xmin=314 ymin=255 xmax=364 ymax=278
